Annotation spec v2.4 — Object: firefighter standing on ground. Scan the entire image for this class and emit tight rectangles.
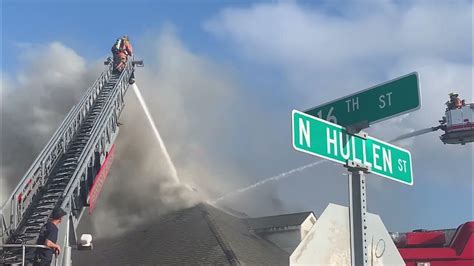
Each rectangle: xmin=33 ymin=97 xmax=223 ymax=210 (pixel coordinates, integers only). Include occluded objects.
xmin=111 ymin=36 xmax=133 ymax=73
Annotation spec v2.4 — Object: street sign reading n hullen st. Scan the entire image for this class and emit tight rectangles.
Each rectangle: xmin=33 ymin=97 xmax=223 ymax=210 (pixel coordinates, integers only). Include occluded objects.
xmin=292 ymin=110 xmax=413 ymax=185
xmin=293 ymin=73 xmax=418 ymax=265
xmin=305 ymin=72 xmax=420 ymax=128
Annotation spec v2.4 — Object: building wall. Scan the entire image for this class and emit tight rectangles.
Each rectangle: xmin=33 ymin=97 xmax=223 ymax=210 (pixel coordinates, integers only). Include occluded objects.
xmin=262 ymin=229 xmax=302 ymax=254
xmin=300 ymin=213 xmax=317 ymax=240
xmin=258 ymin=213 xmax=318 ymax=254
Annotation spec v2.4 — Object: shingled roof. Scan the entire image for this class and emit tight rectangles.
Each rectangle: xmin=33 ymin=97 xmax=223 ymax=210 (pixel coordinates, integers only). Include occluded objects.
xmin=72 ymin=203 xmax=289 ymax=265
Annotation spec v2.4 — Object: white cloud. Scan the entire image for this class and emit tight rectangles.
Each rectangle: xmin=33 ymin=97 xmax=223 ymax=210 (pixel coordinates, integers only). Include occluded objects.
xmin=204 ymin=0 xmax=473 ymax=174
xmin=205 ymin=1 xmax=471 ymax=65
xmin=204 ymin=1 xmax=472 ymax=100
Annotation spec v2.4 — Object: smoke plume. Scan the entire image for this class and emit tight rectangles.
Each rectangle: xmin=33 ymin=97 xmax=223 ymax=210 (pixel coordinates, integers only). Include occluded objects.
xmin=2 ymin=29 xmax=295 ymax=238
xmin=1 ymin=42 xmax=98 ymax=202
xmin=88 ymin=28 xmax=294 ymax=237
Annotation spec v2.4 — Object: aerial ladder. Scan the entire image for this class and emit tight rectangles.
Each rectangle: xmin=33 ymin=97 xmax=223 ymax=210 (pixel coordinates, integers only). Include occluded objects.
xmin=0 ymin=57 xmax=143 ymax=265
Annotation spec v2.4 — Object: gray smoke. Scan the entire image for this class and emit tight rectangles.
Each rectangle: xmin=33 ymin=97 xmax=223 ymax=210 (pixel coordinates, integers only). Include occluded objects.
xmin=0 ymin=41 xmax=199 ymax=238
xmin=2 ymin=30 xmax=295 ymax=238
xmin=86 ymin=29 xmax=295 ymax=237
xmin=1 ymin=42 xmax=99 ymax=202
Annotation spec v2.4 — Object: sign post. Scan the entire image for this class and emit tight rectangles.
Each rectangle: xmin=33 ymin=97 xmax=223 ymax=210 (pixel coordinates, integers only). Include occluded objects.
xmin=293 ymin=73 xmax=420 ymax=265
xmin=346 ymin=160 xmax=370 ymax=266
xmin=292 ymin=110 xmax=414 ymax=265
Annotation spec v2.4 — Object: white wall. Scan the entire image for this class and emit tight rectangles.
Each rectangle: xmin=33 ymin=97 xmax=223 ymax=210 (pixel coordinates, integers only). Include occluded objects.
xmin=300 ymin=213 xmax=317 ymax=240
xmin=290 ymin=204 xmax=404 ymax=265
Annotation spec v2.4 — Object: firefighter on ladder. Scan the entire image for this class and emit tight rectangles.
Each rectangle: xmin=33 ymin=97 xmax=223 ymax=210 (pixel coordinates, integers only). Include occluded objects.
xmin=111 ymin=36 xmax=133 ymax=73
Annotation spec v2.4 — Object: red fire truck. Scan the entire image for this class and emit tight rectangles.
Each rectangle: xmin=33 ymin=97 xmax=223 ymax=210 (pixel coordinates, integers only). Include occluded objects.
xmin=392 ymin=221 xmax=474 ymax=265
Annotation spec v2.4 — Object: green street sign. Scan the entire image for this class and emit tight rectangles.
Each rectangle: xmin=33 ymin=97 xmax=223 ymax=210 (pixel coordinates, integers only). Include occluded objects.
xmin=292 ymin=110 xmax=413 ymax=185
xmin=305 ymin=72 xmax=420 ymax=127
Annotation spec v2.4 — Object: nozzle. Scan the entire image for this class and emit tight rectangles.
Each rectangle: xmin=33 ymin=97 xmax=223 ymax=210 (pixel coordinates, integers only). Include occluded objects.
xmin=132 ymin=60 xmax=144 ymax=67
xmin=104 ymin=57 xmax=112 ymax=65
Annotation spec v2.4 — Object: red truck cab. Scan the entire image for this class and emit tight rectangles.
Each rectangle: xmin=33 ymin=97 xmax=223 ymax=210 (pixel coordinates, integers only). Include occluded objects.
xmin=394 ymin=222 xmax=474 ymax=265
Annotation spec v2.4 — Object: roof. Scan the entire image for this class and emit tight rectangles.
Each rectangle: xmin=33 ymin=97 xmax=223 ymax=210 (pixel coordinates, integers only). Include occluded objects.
xmin=246 ymin=211 xmax=314 ymax=231
xmin=72 ymin=203 xmax=289 ymax=265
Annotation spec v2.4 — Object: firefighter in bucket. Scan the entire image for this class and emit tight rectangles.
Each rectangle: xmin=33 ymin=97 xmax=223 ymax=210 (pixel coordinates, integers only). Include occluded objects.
xmin=111 ymin=36 xmax=133 ymax=73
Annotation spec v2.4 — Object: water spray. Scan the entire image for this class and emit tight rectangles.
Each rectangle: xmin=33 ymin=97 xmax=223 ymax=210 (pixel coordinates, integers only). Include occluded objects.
xmin=390 ymin=126 xmax=441 ymax=142
xmin=131 ymin=83 xmax=180 ymax=184
xmin=209 ymin=160 xmax=327 ymax=204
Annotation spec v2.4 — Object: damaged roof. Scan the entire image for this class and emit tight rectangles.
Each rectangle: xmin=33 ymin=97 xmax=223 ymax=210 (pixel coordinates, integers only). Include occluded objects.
xmin=72 ymin=203 xmax=289 ymax=265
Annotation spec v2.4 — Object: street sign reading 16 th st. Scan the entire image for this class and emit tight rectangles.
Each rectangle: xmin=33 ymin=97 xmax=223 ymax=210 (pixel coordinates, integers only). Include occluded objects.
xmin=292 ymin=110 xmax=413 ymax=185
xmin=305 ymin=72 xmax=420 ymax=127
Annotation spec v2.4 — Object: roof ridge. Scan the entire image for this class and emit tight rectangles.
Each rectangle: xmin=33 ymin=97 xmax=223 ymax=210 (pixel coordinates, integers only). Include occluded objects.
xmin=200 ymin=207 xmax=240 ymax=265
xmin=246 ymin=211 xmax=314 ymax=220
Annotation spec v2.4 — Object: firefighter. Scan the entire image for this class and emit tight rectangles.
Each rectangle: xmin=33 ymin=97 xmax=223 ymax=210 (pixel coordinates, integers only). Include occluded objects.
xmin=447 ymin=92 xmax=462 ymax=110
xmin=111 ymin=36 xmax=133 ymax=73
xmin=33 ymin=208 xmax=67 ymax=266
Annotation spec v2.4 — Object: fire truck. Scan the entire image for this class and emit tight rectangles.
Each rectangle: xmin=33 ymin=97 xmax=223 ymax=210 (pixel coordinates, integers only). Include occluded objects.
xmin=393 ymin=221 xmax=474 ymax=265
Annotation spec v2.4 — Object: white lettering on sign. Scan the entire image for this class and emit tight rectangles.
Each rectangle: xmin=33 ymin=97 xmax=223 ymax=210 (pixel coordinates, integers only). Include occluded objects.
xmin=327 ymin=128 xmax=338 ymax=156
xmin=293 ymin=110 xmax=413 ymax=185
xmin=372 ymin=144 xmax=382 ymax=170
xmin=362 ymin=141 xmax=372 ymax=168
xmin=317 ymin=107 xmax=338 ymax=124
xmin=339 ymin=133 xmax=350 ymax=160
xmin=345 ymin=97 xmax=359 ymax=113
xmin=317 ymin=110 xmax=323 ymax=119
xmin=383 ymin=149 xmax=393 ymax=174
xmin=299 ymin=118 xmax=311 ymax=147
xmin=398 ymin=159 xmax=408 ymax=173
xmin=323 ymin=129 xmax=397 ymax=172
xmin=379 ymin=92 xmax=393 ymax=109
xmin=351 ymin=137 xmax=363 ymax=165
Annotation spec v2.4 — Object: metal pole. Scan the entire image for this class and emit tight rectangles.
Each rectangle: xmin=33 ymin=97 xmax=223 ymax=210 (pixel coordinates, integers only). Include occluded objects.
xmin=63 ymin=246 xmax=72 ymax=266
xmin=0 ymin=244 xmax=55 ymax=265
xmin=22 ymin=245 xmax=25 ymax=266
xmin=62 ymin=213 xmax=72 ymax=266
xmin=348 ymin=168 xmax=369 ymax=266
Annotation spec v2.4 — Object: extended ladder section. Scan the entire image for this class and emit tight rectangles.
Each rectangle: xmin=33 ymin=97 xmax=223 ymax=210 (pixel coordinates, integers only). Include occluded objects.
xmin=0 ymin=59 xmax=139 ymax=264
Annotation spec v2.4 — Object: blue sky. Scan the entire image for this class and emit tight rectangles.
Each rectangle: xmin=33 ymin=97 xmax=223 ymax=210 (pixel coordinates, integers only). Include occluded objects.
xmin=2 ymin=1 xmax=255 ymax=72
xmin=2 ymin=0 xmax=473 ymax=235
